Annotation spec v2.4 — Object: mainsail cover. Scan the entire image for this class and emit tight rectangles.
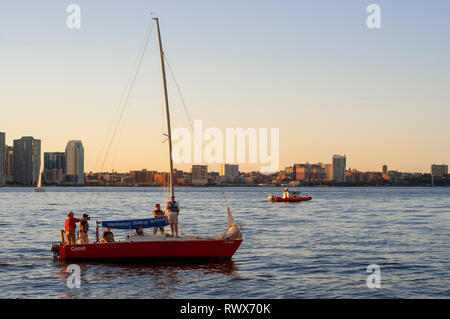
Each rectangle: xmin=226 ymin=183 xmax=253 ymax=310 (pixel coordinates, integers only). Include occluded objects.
xmin=102 ymin=217 xmax=168 ymax=229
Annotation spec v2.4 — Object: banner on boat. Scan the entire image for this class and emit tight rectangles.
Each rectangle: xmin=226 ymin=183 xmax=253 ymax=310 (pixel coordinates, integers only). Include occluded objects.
xmin=101 ymin=217 xmax=168 ymax=229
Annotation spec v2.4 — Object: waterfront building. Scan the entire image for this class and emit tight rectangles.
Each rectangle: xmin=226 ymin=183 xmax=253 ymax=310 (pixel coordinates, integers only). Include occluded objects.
xmin=43 ymin=169 xmax=64 ymax=185
xmin=5 ymin=146 xmax=13 ymax=183
xmin=65 ymin=140 xmax=84 ymax=184
xmin=192 ymin=165 xmax=208 ymax=185
xmin=293 ymin=163 xmax=326 ymax=182
xmin=294 ymin=163 xmax=311 ymax=181
xmin=323 ymin=163 xmax=333 ymax=181
xmin=382 ymin=165 xmax=388 ymax=174
xmin=43 ymin=152 xmax=65 ymax=185
xmin=219 ymin=164 xmax=239 ymax=182
xmin=13 ymin=136 xmax=41 ymax=186
xmin=284 ymin=166 xmax=294 ymax=180
xmin=129 ymin=169 xmax=155 ymax=184
xmin=0 ymin=132 xmax=5 ymax=185
xmin=332 ymin=154 xmax=346 ymax=182
xmin=431 ymin=164 xmax=448 ymax=177
xmin=153 ymin=172 xmax=170 ymax=184
xmin=44 ymin=152 xmax=65 ymax=170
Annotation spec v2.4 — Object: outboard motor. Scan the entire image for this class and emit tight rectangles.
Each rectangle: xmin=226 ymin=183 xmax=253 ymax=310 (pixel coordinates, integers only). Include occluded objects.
xmin=51 ymin=243 xmax=60 ymax=260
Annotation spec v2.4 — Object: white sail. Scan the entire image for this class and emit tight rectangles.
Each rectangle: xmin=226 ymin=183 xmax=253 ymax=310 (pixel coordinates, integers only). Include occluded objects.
xmin=227 ymin=206 xmax=235 ymax=227
xmin=37 ymin=169 xmax=42 ymax=188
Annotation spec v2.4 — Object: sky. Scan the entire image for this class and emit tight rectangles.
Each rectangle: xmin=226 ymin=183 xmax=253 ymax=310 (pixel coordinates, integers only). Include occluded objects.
xmin=1 ymin=0 xmax=449 ymax=173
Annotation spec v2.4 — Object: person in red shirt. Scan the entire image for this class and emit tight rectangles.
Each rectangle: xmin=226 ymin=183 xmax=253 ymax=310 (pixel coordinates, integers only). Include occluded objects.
xmin=65 ymin=212 xmax=85 ymax=245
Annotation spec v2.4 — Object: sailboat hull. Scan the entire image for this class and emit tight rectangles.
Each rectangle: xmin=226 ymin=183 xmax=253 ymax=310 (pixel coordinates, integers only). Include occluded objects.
xmin=57 ymin=239 xmax=242 ymax=261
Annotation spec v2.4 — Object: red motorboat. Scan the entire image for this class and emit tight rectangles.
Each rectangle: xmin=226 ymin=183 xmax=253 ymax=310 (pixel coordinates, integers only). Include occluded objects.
xmin=268 ymin=196 xmax=312 ymax=203
xmin=51 ymin=18 xmax=244 ymax=262
xmin=268 ymin=188 xmax=312 ymax=203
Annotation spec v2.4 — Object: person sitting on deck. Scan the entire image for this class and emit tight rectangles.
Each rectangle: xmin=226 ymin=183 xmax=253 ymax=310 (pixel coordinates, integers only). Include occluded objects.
xmin=136 ymin=226 xmax=150 ymax=236
xmin=64 ymin=211 xmax=87 ymax=245
xmin=152 ymin=203 xmax=165 ymax=235
xmin=102 ymin=227 xmax=115 ymax=243
xmin=166 ymin=195 xmax=180 ymax=237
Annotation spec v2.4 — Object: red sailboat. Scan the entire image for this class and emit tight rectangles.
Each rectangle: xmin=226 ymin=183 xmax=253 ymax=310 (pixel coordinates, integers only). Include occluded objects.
xmin=53 ymin=210 xmax=242 ymax=261
xmin=51 ymin=18 xmax=243 ymax=262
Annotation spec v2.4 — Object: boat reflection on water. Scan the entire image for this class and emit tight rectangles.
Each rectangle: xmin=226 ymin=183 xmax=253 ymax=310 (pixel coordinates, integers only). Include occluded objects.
xmin=56 ymin=260 xmax=239 ymax=298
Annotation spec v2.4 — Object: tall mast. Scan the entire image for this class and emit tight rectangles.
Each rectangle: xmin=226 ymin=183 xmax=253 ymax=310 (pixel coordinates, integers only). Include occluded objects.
xmin=154 ymin=17 xmax=174 ymax=198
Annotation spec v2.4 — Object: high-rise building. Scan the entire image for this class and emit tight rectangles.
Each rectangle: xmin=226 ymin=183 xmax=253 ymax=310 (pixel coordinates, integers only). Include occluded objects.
xmin=43 ymin=152 xmax=65 ymax=185
xmin=431 ymin=164 xmax=448 ymax=177
xmin=13 ymin=136 xmax=41 ymax=186
xmin=0 ymin=132 xmax=5 ymax=185
xmin=44 ymin=152 xmax=65 ymax=170
xmin=323 ymin=163 xmax=333 ymax=181
xmin=5 ymin=146 xmax=13 ymax=183
xmin=332 ymin=154 xmax=346 ymax=182
xmin=219 ymin=164 xmax=239 ymax=182
xmin=382 ymin=165 xmax=388 ymax=174
xmin=65 ymin=140 xmax=84 ymax=184
xmin=192 ymin=165 xmax=208 ymax=185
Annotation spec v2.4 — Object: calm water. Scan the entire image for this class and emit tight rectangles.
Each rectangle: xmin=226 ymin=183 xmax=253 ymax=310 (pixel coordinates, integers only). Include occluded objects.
xmin=0 ymin=186 xmax=448 ymax=298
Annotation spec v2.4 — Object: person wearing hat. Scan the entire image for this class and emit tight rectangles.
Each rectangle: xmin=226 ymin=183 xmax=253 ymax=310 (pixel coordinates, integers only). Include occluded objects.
xmin=165 ymin=195 xmax=180 ymax=237
xmin=64 ymin=212 xmax=86 ymax=245
xmin=78 ymin=213 xmax=90 ymax=244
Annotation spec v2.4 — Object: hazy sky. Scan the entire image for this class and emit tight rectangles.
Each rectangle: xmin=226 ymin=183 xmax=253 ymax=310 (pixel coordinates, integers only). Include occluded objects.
xmin=1 ymin=1 xmax=449 ymax=173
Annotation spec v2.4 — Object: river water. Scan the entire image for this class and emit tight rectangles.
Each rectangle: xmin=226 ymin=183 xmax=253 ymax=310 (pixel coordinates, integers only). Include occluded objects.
xmin=0 ymin=186 xmax=448 ymax=298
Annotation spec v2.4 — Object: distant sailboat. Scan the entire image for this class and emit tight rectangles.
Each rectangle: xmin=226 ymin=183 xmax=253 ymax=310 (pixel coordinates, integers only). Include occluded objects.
xmin=33 ymin=155 xmax=45 ymax=192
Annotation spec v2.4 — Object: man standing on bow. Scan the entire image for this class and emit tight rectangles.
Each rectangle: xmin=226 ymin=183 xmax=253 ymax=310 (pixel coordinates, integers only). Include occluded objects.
xmin=166 ymin=195 xmax=180 ymax=237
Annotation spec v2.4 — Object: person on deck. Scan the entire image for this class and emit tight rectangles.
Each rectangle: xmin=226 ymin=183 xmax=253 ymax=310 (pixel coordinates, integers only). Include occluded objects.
xmin=166 ymin=195 xmax=180 ymax=237
xmin=64 ymin=212 xmax=86 ymax=245
xmin=152 ymin=203 xmax=165 ymax=235
xmin=135 ymin=226 xmax=150 ymax=237
xmin=78 ymin=213 xmax=90 ymax=244
xmin=102 ymin=227 xmax=115 ymax=243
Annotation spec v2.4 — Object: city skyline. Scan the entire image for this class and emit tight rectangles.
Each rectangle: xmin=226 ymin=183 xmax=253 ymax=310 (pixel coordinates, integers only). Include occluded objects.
xmin=1 ymin=131 xmax=447 ymax=187
xmin=1 ymin=1 xmax=450 ymax=173
xmin=1 ymin=131 xmax=448 ymax=175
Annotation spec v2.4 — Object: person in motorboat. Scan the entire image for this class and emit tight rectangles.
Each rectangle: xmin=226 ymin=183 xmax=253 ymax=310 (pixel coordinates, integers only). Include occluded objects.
xmin=282 ymin=188 xmax=290 ymax=199
xmin=102 ymin=227 xmax=115 ymax=243
xmin=166 ymin=195 xmax=180 ymax=237
xmin=64 ymin=211 xmax=87 ymax=245
xmin=78 ymin=213 xmax=90 ymax=244
xmin=152 ymin=203 xmax=165 ymax=235
xmin=282 ymin=188 xmax=300 ymax=199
